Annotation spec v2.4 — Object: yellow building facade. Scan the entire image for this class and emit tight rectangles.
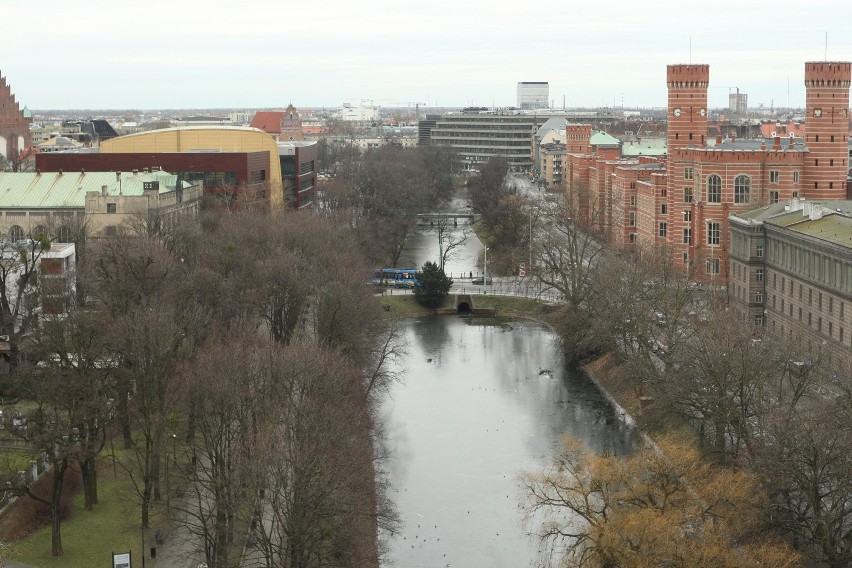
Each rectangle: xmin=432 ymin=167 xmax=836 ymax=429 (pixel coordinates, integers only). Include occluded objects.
xmin=101 ymin=126 xmax=285 ymax=209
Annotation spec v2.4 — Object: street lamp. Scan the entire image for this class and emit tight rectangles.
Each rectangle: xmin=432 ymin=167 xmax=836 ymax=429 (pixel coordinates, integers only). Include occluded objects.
xmin=484 ymin=246 xmax=488 ymax=282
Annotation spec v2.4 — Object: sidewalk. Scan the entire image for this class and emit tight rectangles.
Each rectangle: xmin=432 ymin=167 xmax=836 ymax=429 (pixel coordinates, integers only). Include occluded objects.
xmin=147 ymin=511 xmax=204 ymax=568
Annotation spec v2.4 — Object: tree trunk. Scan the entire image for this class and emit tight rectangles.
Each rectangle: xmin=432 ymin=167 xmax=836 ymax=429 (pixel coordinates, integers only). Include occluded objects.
xmin=78 ymin=456 xmax=99 ymax=509
xmin=118 ymin=393 xmax=133 ymax=449
xmin=91 ymin=463 xmax=98 ymax=506
xmin=50 ymin=460 xmax=68 ymax=557
xmin=80 ymin=458 xmax=94 ymax=511
xmin=142 ymin=484 xmax=151 ymax=529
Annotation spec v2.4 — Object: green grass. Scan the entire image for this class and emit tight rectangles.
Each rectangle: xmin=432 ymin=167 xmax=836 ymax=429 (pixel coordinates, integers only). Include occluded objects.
xmin=6 ymin=463 xmax=162 ymax=568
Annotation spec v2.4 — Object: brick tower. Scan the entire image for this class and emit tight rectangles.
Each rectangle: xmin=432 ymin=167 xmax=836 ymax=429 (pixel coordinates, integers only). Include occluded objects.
xmin=0 ymin=70 xmax=33 ymax=166
xmin=802 ymin=61 xmax=851 ymax=200
xmin=666 ymin=64 xmax=709 ymax=152
xmin=666 ymin=64 xmax=709 ymax=268
xmin=280 ymin=104 xmax=304 ymax=142
xmin=565 ymin=123 xmax=592 ymax=153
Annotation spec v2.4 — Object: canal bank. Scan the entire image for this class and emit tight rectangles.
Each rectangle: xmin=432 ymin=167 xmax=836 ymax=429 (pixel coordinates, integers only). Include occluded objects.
xmin=379 ymin=315 xmax=636 ymax=567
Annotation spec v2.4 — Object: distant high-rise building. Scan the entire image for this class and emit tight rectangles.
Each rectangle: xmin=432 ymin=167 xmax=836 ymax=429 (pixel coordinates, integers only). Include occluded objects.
xmin=517 ymin=82 xmax=549 ymax=109
xmin=728 ymin=89 xmax=748 ymax=113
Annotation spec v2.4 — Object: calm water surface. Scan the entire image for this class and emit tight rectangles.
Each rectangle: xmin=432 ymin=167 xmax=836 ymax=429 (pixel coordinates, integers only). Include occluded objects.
xmin=380 ymin=317 xmax=635 ymax=567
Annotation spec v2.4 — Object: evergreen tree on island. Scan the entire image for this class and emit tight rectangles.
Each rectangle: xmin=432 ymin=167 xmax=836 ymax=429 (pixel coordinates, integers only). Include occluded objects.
xmin=414 ymin=261 xmax=452 ymax=309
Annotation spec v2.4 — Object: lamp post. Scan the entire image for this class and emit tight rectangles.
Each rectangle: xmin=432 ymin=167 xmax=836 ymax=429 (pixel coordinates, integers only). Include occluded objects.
xmin=483 ymin=246 xmax=488 ymax=282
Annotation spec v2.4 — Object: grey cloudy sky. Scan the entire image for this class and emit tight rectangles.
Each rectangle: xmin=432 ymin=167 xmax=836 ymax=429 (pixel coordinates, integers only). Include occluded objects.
xmin=4 ymin=0 xmax=852 ymax=111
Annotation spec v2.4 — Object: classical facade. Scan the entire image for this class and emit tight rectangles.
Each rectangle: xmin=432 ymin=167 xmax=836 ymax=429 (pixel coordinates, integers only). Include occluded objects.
xmin=0 ymin=170 xmax=202 ymax=239
xmin=729 ymin=199 xmax=852 ymax=375
xmin=0 ymin=71 xmax=32 ymax=166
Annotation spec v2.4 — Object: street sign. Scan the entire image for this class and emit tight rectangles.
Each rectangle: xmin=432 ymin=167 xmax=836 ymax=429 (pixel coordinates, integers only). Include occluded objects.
xmin=519 ymin=269 xmax=526 ymax=277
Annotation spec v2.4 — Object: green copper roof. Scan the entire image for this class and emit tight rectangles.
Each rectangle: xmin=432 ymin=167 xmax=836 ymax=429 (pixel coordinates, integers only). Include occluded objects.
xmin=22 ymin=106 xmax=32 ymax=119
xmin=0 ymin=171 xmax=178 ymax=209
xmin=621 ymin=138 xmax=667 ymax=157
xmin=589 ymin=131 xmax=620 ymax=147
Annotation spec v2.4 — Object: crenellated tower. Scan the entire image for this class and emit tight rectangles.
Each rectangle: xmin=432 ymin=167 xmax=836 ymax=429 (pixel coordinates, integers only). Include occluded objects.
xmin=802 ymin=61 xmax=851 ymax=200
xmin=666 ymin=64 xmax=709 ymax=152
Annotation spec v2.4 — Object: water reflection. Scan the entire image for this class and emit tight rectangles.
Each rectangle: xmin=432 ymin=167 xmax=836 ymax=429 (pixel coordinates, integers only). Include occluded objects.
xmin=381 ymin=317 xmax=635 ymax=567
xmin=398 ymin=224 xmax=483 ymax=278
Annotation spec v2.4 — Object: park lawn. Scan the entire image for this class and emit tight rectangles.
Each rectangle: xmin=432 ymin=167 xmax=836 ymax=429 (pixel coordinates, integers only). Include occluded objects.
xmin=7 ymin=463 xmax=163 ymax=568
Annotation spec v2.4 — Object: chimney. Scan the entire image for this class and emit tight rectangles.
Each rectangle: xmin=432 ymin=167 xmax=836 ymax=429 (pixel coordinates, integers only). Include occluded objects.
xmin=80 ymin=168 xmax=85 ymax=174
xmin=731 ymin=133 xmax=736 ymax=142
xmin=101 ymin=185 xmax=108 ymax=196
xmin=115 ymin=171 xmax=121 ymax=181
xmin=143 ymin=167 xmax=149 ymax=173
xmin=716 ymin=134 xmax=723 ymax=145
xmin=58 ymin=169 xmax=63 ymax=175
xmin=132 ymin=169 xmax=138 ymax=175
xmin=773 ymin=136 xmax=781 ymax=150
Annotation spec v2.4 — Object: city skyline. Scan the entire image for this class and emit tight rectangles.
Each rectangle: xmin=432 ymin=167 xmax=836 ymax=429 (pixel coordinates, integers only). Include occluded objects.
xmin=4 ymin=0 xmax=852 ymax=111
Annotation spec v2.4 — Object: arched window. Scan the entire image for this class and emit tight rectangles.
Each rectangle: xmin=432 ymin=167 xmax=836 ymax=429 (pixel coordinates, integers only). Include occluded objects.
xmin=707 ymin=175 xmax=722 ymax=203
xmin=8 ymin=225 xmax=24 ymax=242
xmin=734 ymin=175 xmax=750 ymax=204
xmin=55 ymin=226 xmax=71 ymax=242
xmin=32 ymin=225 xmax=47 ymax=239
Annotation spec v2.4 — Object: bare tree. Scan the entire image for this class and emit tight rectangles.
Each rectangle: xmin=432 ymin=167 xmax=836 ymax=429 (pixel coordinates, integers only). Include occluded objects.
xmin=532 ymin=185 xmax=603 ymax=309
xmin=435 ymin=216 xmax=469 ymax=273
xmin=521 ymin=436 xmax=800 ymax=568
xmin=174 ymin=324 xmax=272 ymax=568
xmin=753 ymin=398 xmax=852 ymax=568
xmin=0 ymin=236 xmax=52 ymax=372
xmin=253 ymin=341 xmax=379 ymax=568
xmin=27 ymin=304 xmax=113 ymax=511
xmin=5 ymin=302 xmax=114 ymax=557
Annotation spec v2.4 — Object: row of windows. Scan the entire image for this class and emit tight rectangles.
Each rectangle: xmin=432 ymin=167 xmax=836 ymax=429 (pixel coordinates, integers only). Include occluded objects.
xmin=682 ymin=172 xmax=801 ymax=204
xmin=7 ymin=225 xmax=72 ymax=241
xmin=687 ymin=168 xmax=800 ymax=184
xmin=771 ymin=295 xmax=848 ymax=346
xmin=772 ymin=274 xmax=847 ymax=318
xmin=671 ymin=217 xmax=723 ymax=248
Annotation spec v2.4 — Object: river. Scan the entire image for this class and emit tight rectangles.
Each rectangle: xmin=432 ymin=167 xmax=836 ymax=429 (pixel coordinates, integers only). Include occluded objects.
xmin=380 ymin=317 xmax=636 ymax=567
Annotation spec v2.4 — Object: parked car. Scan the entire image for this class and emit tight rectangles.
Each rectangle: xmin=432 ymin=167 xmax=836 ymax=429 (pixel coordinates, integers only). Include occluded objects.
xmin=472 ymin=277 xmax=493 ymax=285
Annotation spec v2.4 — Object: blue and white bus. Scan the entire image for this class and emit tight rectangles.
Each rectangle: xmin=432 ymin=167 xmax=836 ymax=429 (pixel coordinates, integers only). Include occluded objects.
xmin=373 ymin=268 xmax=422 ymax=288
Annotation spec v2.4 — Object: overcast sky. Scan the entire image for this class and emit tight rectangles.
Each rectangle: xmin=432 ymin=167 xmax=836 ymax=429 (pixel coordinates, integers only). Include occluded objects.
xmin=3 ymin=0 xmax=852 ymax=111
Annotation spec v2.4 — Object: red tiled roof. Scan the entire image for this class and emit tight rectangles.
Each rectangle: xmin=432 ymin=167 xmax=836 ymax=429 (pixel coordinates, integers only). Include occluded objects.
xmin=759 ymin=122 xmax=805 ymax=138
xmin=250 ymin=111 xmax=284 ymax=134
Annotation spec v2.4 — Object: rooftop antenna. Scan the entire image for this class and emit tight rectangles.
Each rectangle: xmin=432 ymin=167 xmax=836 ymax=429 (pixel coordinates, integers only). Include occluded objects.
xmin=689 ymin=37 xmax=692 ymax=64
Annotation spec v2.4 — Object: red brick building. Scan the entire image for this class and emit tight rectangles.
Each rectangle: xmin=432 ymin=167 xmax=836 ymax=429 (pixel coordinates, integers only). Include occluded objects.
xmin=250 ymin=104 xmax=304 ymax=142
xmin=0 ymin=71 xmax=32 ymax=167
xmin=565 ymin=60 xmax=851 ymax=287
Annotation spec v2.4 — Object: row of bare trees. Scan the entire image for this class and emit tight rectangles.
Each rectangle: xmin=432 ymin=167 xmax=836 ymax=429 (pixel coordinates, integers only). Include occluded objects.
xmin=320 ymin=144 xmax=456 ymax=268
xmin=2 ymin=208 xmax=402 ymax=567
xmin=519 ymin=182 xmax=852 ymax=567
